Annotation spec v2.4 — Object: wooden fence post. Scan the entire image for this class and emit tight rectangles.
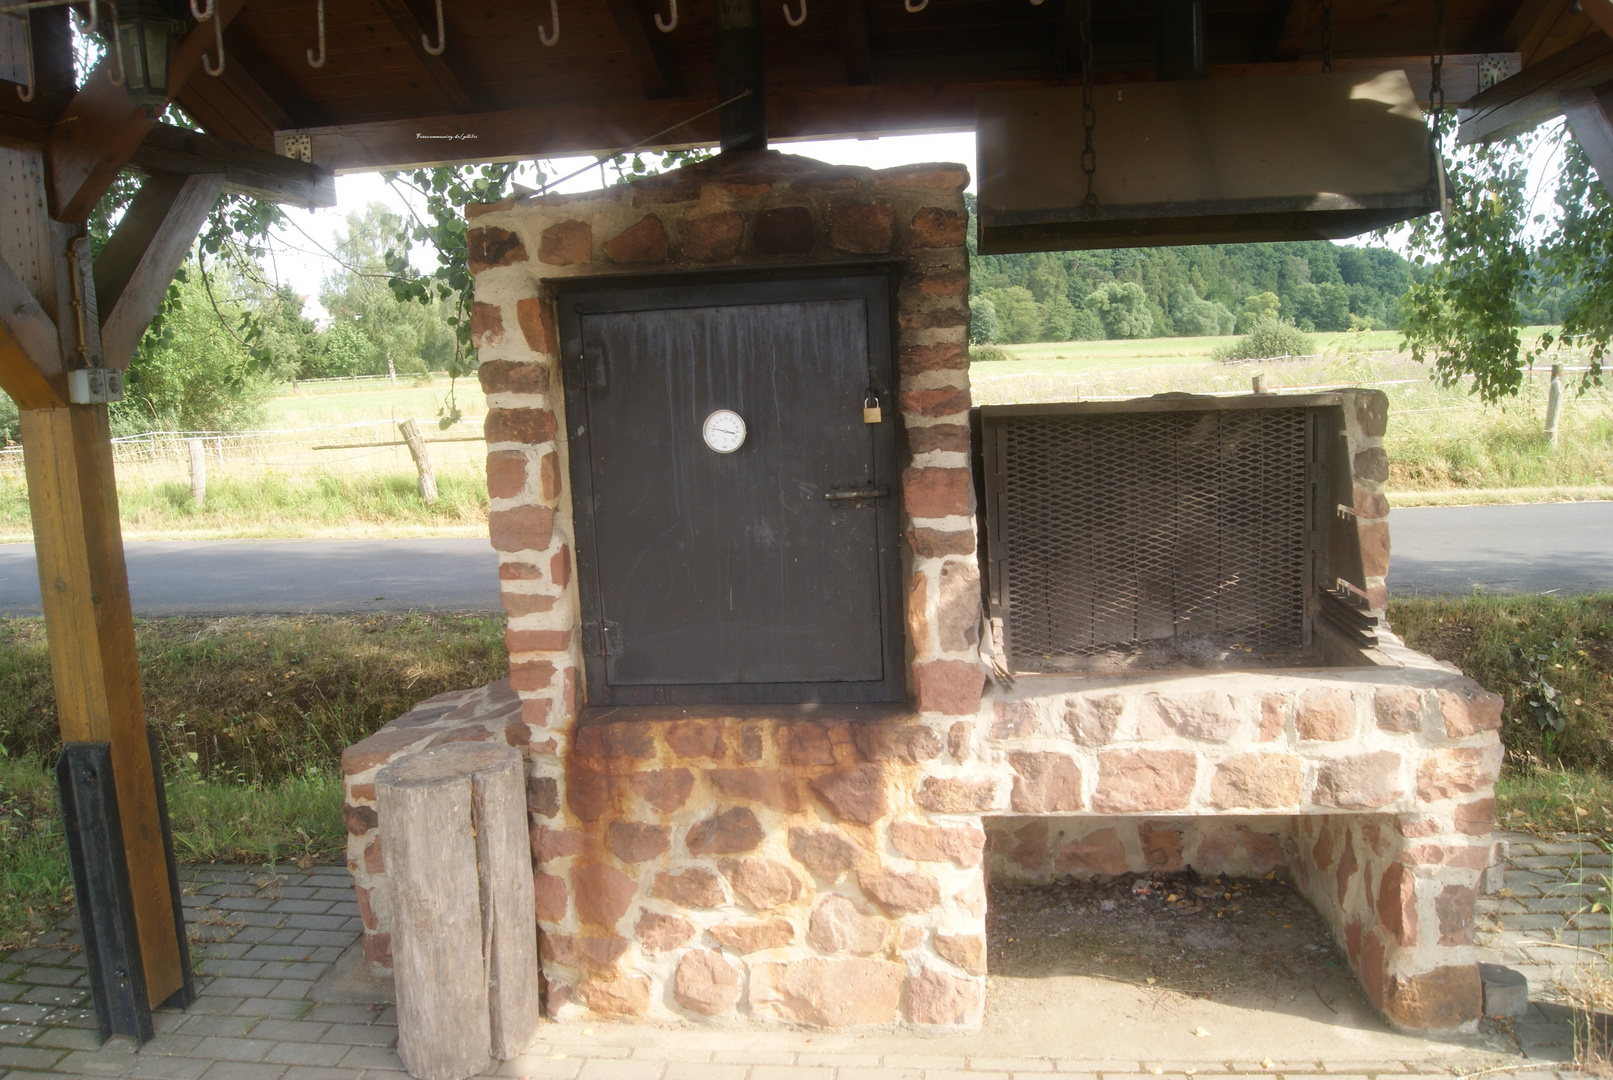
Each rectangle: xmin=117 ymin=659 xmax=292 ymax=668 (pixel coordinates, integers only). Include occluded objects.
xmin=1545 ymin=363 xmax=1563 ymax=446
xmin=186 ymin=437 xmax=205 ymax=505
xmin=399 ymin=418 xmax=438 ymax=504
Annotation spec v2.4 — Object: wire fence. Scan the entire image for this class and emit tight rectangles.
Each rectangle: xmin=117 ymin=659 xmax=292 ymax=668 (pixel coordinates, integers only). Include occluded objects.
xmin=0 ymin=416 xmax=489 ymax=484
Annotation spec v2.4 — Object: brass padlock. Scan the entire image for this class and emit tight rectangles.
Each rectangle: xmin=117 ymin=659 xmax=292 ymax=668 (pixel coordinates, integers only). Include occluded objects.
xmin=863 ymin=393 xmax=883 ymax=424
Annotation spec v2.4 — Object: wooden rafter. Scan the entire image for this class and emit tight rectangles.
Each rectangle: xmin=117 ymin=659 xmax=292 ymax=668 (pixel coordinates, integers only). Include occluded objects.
xmin=1562 ymin=85 xmax=1613 ymax=196
xmin=131 ymin=123 xmax=336 ymax=208
xmin=45 ymin=0 xmax=244 ymax=223
xmin=602 ymin=0 xmax=681 ymax=99
xmin=175 ymin=32 xmax=301 ymax=153
xmin=94 ymin=172 xmax=226 ymax=371
xmin=373 ymin=0 xmax=484 ymax=113
xmin=1264 ymin=0 xmax=1317 ymax=61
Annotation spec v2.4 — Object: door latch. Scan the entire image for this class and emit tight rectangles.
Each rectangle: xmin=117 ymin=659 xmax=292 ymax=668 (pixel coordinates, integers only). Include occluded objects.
xmin=824 ymin=487 xmax=887 ymax=505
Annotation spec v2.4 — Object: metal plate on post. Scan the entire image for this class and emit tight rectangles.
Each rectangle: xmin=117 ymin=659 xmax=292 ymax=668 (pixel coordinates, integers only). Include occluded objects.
xmin=976 ymin=71 xmax=1441 ymax=254
xmin=56 ymin=743 xmax=152 ymax=1045
xmin=147 ymin=729 xmax=196 ymax=1012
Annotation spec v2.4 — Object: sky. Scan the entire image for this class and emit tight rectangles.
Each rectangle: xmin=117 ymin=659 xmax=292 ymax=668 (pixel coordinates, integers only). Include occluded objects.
xmin=266 ymin=132 xmax=978 ymax=326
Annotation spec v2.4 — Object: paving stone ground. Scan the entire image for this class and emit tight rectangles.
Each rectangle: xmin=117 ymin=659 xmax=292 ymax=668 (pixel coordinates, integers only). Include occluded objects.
xmin=0 ymin=831 xmax=1602 ymax=1080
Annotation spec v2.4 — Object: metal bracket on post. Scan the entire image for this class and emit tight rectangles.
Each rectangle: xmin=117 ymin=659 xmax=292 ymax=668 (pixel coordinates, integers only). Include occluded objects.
xmin=56 ymin=743 xmax=152 ymax=1045
xmin=55 ymin=736 xmax=195 ymax=1046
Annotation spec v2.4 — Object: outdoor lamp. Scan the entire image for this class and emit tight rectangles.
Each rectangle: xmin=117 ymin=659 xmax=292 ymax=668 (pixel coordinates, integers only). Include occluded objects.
xmin=106 ymin=0 xmax=188 ymax=111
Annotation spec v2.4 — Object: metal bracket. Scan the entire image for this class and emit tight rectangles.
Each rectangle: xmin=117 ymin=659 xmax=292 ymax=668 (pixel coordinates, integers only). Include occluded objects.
xmin=67 ymin=368 xmax=124 ymax=404
xmin=279 ymin=133 xmax=313 ymax=162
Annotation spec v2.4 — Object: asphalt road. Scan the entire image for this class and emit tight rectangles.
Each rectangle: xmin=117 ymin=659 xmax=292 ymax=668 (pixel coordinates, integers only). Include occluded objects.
xmin=0 ymin=502 xmax=1608 ymax=615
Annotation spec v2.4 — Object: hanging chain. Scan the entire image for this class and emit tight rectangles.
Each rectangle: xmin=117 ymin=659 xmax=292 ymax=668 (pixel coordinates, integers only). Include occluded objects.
xmin=1321 ymin=0 xmax=1333 ymax=73
xmin=1429 ymin=0 xmax=1445 ymax=141
xmin=1079 ymin=0 xmax=1097 ymax=217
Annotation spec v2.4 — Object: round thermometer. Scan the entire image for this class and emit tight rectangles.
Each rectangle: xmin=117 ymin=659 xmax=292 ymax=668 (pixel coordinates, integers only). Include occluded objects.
xmin=702 ymin=409 xmax=746 ymax=454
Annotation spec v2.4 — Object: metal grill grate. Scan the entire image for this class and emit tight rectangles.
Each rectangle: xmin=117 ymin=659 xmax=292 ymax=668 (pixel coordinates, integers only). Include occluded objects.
xmin=991 ymin=407 xmax=1310 ymax=671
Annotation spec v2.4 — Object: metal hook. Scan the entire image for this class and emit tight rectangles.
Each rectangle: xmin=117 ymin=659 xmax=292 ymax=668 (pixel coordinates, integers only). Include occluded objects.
xmin=307 ymin=0 xmax=324 ymax=67
xmin=202 ymin=7 xmax=223 ymax=74
xmin=903 ymin=0 xmax=926 ymax=13
xmin=422 ymin=0 xmax=445 ymax=54
xmin=106 ymin=2 xmax=124 ymax=85
xmin=538 ymin=0 xmax=558 ymax=46
xmin=15 ymin=8 xmax=32 ymax=101
xmin=783 ymin=0 xmax=805 ymax=26
xmin=73 ymin=0 xmax=97 ymax=35
xmin=654 ymin=0 xmax=675 ymax=32
xmin=190 ymin=0 xmax=212 ymax=20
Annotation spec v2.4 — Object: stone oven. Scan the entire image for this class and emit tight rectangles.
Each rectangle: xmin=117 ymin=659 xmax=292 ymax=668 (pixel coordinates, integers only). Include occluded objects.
xmin=340 ymin=150 xmax=1503 ymax=1034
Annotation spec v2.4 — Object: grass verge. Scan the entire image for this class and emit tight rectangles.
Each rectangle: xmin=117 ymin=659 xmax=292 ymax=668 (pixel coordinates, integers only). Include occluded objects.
xmin=0 ymin=757 xmax=345 ymax=951
xmin=1391 ymin=593 xmax=1613 ymax=836
xmin=0 ymin=613 xmax=508 ymax=784
xmin=0 ymin=469 xmax=489 ymax=543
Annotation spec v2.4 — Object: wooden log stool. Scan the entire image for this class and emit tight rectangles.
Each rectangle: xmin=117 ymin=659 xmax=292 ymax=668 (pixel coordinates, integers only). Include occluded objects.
xmin=376 ymin=742 xmax=541 ymax=1080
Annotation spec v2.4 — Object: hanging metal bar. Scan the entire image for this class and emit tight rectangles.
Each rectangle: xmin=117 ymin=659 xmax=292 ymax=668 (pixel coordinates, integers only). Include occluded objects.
xmin=422 ymin=0 xmax=444 ymax=54
xmin=189 ymin=0 xmax=211 ymax=20
xmin=307 ymin=0 xmax=324 ymax=66
xmin=782 ymin=0 xmax=804 ymax=26
xmin=654 ymin=0 xmax=675 ymax=30
xmin=538 ymin=0 xmax=557 ymax=46
xmin=106 ymin=1 xmax=124 ymax=85
xmin=202 ymin=7 xmax=223 ymax=73
xmin=14 ymin=8 xmax=33 ymax=101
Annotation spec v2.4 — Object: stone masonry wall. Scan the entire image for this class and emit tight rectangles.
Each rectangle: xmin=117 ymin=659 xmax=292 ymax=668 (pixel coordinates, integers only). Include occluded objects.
xmin=339 ymin=150 xmax=1503 ymax=1034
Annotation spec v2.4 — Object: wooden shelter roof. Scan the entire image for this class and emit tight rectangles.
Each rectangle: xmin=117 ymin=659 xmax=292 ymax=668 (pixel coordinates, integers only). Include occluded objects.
xmin=0 ymin=0 xmax=1605 ymax=189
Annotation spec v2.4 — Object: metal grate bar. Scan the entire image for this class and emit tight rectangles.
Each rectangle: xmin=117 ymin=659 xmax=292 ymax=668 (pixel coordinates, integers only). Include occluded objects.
xmin=994 ymin=407 xmax=1309 ymax=671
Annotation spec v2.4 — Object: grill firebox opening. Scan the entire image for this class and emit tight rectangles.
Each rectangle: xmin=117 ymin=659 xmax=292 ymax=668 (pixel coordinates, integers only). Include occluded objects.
xmin=978 ymin=395 xmax=1378 ymax=674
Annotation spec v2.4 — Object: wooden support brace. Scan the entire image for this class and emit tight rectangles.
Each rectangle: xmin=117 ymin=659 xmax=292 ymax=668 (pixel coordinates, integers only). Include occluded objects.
xmin=95 ymin=172 xmax=226 ymax=370
xmin=0 ymin=248 xmax=64 ymax=408
xmin=131 ymin=123 xmax=335 ymax=208
xmin=46 ymin=0 xmax=243 ymax=222
xmin=1561 ymin=85 xmax=1613 ymax=198
xmin=20 ymin=404 xmax=188 ymax=1018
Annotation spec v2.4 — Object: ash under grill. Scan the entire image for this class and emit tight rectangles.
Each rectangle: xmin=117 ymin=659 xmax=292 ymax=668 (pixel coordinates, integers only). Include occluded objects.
xmin=979 ymin=395 xmax=1373 ymax=674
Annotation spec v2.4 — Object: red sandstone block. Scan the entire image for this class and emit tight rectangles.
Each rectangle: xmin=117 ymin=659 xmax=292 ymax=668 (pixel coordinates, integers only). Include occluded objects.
xmin=875 ymin=165 xmax=970 ymax=191
xmin=1437 ymin=687 xmax=1504 ymax=736
xmin=1382 ymin=965 xmax=1482 ymax=1030
xmin=913 ymin=660 xmax=984 ymax=715
xmin=488 ymin=505 xmax=556 ymax=552
xmin=906 ymin=527 xmax=975 ymax=558
xmin=517 ymin=297 xmax=559 ymax=356
xmin=1296 ymin=688 xmax=1356 ymax=741
xmin=501 ymin=590 xmax=557 ymax=617
xmin=550 ymin=543 xmax=572 ymax=587
xmin=342 ymin=726 xmax=431 ymax=776
xmin=506 ymin=627 xmax=573 ymax=653
xmin=510 ymin=660 xmax=557 ymax=692
xmin=485 ymin=407 xmax=557 ymax=445
xmin=910 ymin=207 xmax=967 ymax=247
xmin=753 ymin=206 xmax=817 ymax=256
xmin=1455 ymin=797 xmax=1496 ymax=835
xmin=899 ymin=385 xmax=971 ymax=418
xmin=499 ymin=561 xmax=543 ymax=580
xmin=899 ymin=342 xmax=969 ymax=376
xmin=902 ymin=467 xmax=971 ymax=519
xmin=467 ymin=226 xmax=529 ymax=273
xmin=478 ymin=359 xmax=549 ymax=396
xmin=828 ymin=202 xmax=894 ymax=254
xmin=486 ymin=451 xmax=527 ymax=499
xmin=1359 ymin=520 xmax=1390 ymax=578
xmin=1354 ymin=446 xmax=1389 ymax=483
xmin=470 ymin=302 xmax=504 ymax=348
xmin=539 ymin=220 xmax=591 ymax=265
xmin=1355 ymin=391 xmax=1389 ymax=437
xmin=1416 ymin=746 xmax=1500 ymax=802
xmin=1091 ymin=749 xmax=1196 ymax=812
xmin=1377 ymin=862 xmax=1418 ymax=946
xmin=603 ymin=215 xmax=669 ymax=263
xmin=680 ymin=212 xmax=744 ymax=260
xmin=1354 ymin=486 xmax=1390 ymax=520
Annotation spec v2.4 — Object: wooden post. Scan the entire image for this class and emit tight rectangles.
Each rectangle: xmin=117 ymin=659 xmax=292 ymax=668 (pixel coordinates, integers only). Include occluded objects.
xmin=187 ymin=437 xmax=205 ymax=505
xmin=20 ymin=404 xmax=189 ymax=1011
xmin=376 ymin=743 xmax=540 ymax=1080
xmin=1545 ymin=363 xmax=1564 ymax=446
xmin=1252 ymin=373 xmax=1268 ymax=394
xmin=399 ymin=418 xmax=438 ymax=504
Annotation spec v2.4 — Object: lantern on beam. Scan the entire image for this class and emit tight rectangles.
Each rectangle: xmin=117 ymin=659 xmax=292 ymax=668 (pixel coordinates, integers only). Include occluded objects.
xmin=106 ymin=0 xmax=188 ymax=110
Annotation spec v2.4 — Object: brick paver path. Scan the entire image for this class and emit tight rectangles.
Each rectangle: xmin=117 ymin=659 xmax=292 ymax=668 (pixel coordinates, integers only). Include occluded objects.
xmin=0 ymin=832 xmax=1599 ymax=1080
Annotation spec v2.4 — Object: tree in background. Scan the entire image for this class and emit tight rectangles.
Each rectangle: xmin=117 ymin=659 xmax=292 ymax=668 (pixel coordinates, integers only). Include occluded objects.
xmin=1085 ymin=281 xmax=1155 ymax=339
xmin=969 ymin=295 xmax=1000 ymax=344
xmin=319 ymin=204 xmax=455 ymax=379
xmin=1399 ymin=122 xmax=1609 ymax=402
xmin=1235 ymin=291 xmax=1283 ymax=333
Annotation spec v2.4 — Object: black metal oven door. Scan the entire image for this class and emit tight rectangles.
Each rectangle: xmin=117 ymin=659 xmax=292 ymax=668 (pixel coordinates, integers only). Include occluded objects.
xmin=559 ymin=271 xmax=904 ymax=706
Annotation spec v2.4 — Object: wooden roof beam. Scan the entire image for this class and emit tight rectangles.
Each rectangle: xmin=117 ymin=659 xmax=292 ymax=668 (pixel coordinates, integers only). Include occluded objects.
xmin=1263 ymin=0 xmax=1317 ymax=62
xmin=1562 ymin=84 xmax=1613 ymax=197
xmin=95 ymin=171 xmax=226 ymax=370
xmin=46 ymin=0 xmax=244 ymax=222
xmin=1458 ymin=31 xmax=1613 ymax=143
xmin=175 ymin=31 xmax=304 ymax=153
xmin=373 ymin=0 xmax=483 ymax=112
xmin=130 ymin=122 xmax=336 ymax=208
xmin=603 ymin=0 xmax=681 ymax=98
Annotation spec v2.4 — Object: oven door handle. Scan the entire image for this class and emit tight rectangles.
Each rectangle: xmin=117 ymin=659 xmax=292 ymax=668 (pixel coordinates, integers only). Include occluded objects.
xmin=823 ymin=487 xmax=888 ymax=501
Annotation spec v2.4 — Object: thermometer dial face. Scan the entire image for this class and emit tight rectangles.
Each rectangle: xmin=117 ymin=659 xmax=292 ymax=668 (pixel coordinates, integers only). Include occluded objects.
xmin=702 ymin=409 xmax=746 ymax=454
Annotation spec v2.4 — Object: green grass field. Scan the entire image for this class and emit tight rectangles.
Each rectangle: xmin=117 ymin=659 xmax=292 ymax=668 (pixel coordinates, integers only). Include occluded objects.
xmin=266 ymin=374 xmax=469 ymax=428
